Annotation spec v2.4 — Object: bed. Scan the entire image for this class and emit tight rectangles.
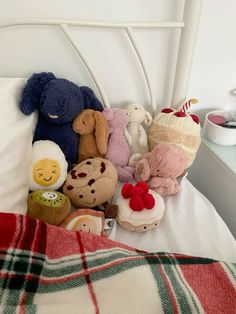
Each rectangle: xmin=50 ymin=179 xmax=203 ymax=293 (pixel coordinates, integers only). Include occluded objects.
xmin=0 ymin=1 xmax=236 ymax=312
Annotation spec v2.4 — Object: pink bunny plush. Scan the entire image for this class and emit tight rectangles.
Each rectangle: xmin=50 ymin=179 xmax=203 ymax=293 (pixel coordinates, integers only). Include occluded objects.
xmin=103 ymin=108 xmax=134 ymax=181
xmin=134 ymin=143 xmax=189 ymax=196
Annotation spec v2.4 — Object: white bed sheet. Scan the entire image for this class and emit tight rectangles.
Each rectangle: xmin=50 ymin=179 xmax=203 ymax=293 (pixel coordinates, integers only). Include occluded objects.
xmin=109 ymin=177 xmax=236 ymax=263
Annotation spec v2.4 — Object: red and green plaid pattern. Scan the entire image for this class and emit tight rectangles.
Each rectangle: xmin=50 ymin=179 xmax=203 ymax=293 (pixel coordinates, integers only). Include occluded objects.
xmin=0 ymin=213 xmax=235 ymax=313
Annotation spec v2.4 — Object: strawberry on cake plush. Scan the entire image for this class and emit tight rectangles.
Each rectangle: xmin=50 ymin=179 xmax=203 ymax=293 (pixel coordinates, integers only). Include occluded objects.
xmin=148 ymin=99 xmax=201 ymax=167
xmin=116 ymin=181 xmax=165 ymax=232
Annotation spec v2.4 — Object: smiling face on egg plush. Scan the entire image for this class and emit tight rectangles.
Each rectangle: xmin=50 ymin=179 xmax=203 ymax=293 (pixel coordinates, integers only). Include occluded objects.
xmin=30 ymin=140 xmax=68 ymax=191
xmin=33 ymin=159 xmax=60 ymax=186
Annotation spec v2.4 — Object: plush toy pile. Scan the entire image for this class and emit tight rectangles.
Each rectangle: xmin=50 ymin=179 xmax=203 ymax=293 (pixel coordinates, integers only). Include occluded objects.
xmin=20 ymin=72 xmax=201 ymax=236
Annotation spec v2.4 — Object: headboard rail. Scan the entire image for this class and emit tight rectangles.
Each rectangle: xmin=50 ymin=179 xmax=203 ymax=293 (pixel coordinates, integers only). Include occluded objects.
xmin=0 ymin=0 xmax=203 ymax=114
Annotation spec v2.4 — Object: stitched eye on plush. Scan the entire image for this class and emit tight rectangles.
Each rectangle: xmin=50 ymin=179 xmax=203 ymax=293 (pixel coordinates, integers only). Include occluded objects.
xmin=52 ymin=167 xmax=57 ymax=174
xmin=37 ymin=170 xmax=43 ymax=177
xmin=79 ymin=194 xmax=83 ymax=198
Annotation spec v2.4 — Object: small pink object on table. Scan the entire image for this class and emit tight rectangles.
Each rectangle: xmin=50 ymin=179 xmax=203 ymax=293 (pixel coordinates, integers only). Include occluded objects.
xmin=208 ymin=114 xmax=226 ymax=126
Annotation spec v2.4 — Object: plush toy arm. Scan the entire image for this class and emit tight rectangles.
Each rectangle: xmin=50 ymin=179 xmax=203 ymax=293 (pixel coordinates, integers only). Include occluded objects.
xmin=134 ymin=158 xmax=151 ymax=181
xmin=80 ymin=86 xmax=104 ymax=112
xmin=129 ymin=153 xmax=142 ymax=166
xmin=48 ymin=126 xmax=79 ymax=166
xmin=123 ymin=127 xmax=132 ymax=146
xmin=138 ymin=125 xmax=148 ymax=150
xmin=148 ymin=177 xmax=180 ymax=196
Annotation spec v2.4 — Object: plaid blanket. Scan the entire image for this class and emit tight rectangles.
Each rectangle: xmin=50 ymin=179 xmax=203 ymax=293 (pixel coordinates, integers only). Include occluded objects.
xmin=0 ymin=213 xmax=235 ymax=314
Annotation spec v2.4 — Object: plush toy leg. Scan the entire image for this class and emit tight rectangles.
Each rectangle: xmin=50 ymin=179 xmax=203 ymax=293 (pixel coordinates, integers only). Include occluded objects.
xmin=148 ymin=177 xmax=180 ymax=196
xmin=129 ymin=153 xmax=142 ymax=166
xmin=116 ymin=166 xmax=134 ymax=182
xmin=103 ymin=202 xmax=118 ymax=218
xmin=123 ymin=165 xmax=134 ymax=173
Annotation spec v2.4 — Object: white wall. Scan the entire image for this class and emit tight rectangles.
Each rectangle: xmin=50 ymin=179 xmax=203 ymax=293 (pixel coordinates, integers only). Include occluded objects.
xmin=188 ymin=0 xmax=236 ymax=119
xmin=0 ymin=0 xmax=184 ymax=113
xmin=2 ymin=0 xmax=234 ymax=118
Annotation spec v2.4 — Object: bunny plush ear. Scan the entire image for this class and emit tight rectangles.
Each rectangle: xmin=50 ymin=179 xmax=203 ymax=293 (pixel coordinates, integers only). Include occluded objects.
xmin=93 ymin=111 xmax=109 ymax=155
xmin=20 ymin=72 xmax=56 ymax=115
xmin=102 ymin=108 xmax=114 ymax=121
xmin=80 ymin=86 xmax=104 ymax=112
xmin=144 ymin=110 xmax=153 ymax=126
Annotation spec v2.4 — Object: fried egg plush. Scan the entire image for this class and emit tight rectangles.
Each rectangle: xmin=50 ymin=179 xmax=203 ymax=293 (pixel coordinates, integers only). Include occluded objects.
xmin=29 ymin=140 xmax=68 ymax=191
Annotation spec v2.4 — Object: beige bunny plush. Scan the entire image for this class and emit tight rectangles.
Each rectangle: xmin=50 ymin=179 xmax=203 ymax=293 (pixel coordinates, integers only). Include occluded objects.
xmin=125 ymin=104 xmax=153 ymax=166
xmin=73 ymin=109 xmax=110 ymax=162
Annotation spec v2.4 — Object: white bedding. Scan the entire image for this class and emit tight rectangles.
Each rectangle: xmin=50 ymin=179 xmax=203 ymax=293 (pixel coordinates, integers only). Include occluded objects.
xmin=1 ymin=78 xmax=235 ymax=264
xmin=109 ymin=177 xmax=236 ymax=263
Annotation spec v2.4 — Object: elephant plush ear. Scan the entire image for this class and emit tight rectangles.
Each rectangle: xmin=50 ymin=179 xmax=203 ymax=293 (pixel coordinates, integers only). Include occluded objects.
xmin=80 ymin=86 xmax=104 ymax=112
xmin=20 ymin=72 xmax=56 ymax=115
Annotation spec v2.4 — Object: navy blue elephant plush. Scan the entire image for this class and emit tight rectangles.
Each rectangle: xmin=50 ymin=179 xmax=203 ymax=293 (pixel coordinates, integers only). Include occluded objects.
xmin=20 ymin=72 xmax=103 ymax=166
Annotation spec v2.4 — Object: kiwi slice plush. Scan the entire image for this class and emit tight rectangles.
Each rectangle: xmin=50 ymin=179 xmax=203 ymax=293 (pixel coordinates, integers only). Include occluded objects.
xmin=28 ymin=190 xmax=71 ymax=225
xmin=31 ymin=191 xmax=66 ymax=208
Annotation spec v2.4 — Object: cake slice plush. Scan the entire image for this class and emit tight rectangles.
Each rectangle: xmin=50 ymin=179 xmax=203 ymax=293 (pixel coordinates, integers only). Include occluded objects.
xmin=148 ymin=102 xmax=201 ymax=167
xmin=116 ymin=181 xmax=165 ymax=232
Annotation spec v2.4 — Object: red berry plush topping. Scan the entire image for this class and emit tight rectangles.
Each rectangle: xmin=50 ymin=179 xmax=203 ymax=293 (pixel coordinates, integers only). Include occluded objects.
xmin=174 ymin=111 xmax=186 ymax=117
xmin=121 ymin=183 xmax=133 ymax=198
xmin=121 ymin=181 xmax=156 ymax=211
xmin=143 ymin=194 xmax=155 ymax=209
xmin=129 ymin=195 xmax=144 ymax=211
xmin=190 ymin=114 xmax=200 ymax=124
xmin=130 ymin=186 xmax=144 ymax=198
xmin=161 ymin=108 xmax=174 ymax=113
xmin=135 ymin=181 xmax=149 ymax=194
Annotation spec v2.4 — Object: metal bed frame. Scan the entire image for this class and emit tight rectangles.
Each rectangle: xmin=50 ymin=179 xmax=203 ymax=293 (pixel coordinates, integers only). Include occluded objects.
xmin=0 ymin=0 xmax=203 ymax=114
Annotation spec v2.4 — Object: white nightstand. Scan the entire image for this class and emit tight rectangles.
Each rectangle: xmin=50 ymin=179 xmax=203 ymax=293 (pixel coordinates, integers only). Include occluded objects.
xmin=188 ymin=135 xmax=236 ymax=238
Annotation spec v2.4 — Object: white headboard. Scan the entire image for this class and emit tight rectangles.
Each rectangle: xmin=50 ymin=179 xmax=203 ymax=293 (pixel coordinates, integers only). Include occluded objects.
xmin=0 ymin=0 xmax=203 ymax=115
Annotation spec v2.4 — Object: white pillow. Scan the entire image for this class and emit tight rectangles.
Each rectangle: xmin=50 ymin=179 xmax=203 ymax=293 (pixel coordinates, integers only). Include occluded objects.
xmin=0 ymin=78 xmax=37 ymax=214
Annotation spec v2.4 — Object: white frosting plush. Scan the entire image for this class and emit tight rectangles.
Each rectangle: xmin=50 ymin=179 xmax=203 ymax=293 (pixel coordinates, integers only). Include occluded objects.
xmin=29 ymin=140 xmax=68 ymax=191
xmin=116 ymin=189 xmax=165 ymax=232
xmin=154 ymin=110 xmax=200 ymax=136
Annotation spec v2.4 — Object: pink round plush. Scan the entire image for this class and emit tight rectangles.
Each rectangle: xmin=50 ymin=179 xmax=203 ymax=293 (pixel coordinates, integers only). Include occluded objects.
xmin=134 ymin=143 xmax=189 ymax=196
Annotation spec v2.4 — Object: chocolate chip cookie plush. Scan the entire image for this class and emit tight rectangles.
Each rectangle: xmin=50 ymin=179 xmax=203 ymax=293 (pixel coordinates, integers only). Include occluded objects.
xmin=63 ymin=157 xmax=118 ymax=217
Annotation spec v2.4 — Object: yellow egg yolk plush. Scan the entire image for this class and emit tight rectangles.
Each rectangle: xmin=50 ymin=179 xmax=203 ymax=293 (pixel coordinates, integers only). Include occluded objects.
xmin=33 ymin=159 xmax=61 ymax=187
